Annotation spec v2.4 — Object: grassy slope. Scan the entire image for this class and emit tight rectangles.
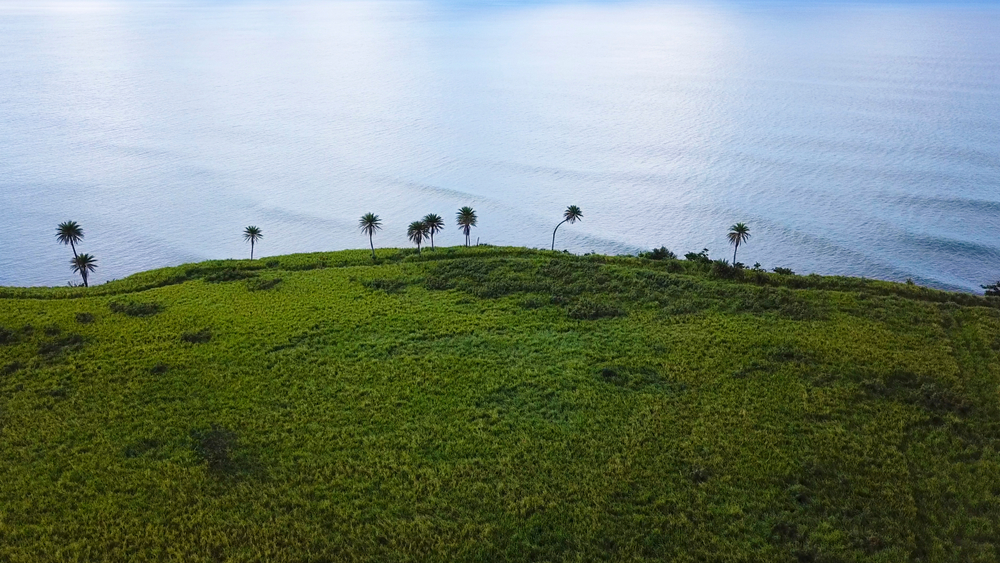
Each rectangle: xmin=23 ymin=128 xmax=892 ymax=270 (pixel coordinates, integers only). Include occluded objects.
xmin=0 ymin=247 xmax=998 ymax=562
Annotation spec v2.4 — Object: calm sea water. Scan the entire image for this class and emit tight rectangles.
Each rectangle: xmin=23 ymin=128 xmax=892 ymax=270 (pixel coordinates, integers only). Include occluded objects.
xmin=1 ymin=1 xmax=998 ymax=292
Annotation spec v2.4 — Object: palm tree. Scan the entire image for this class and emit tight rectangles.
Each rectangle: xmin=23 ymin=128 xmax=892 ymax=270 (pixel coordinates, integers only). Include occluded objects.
xmin=243 ymin=226 xmax=263 ymax=260
xmin=727 ymin=222 xmax=751 ymax=264
xmin=407 ymin=221 xmax=429 ymax=254
xmin=551 ymin=205 xmax=583 ymax=251
xmin=422 ymin=214 xmax=444 ymax=250
xmin=70 ymin=253 xmax=97 ymax=287
xmin=359 ymin=213 xmax=382 ymax=260
xmin=56 ymin=221 xmax=84 ymax=258
xmin=456 ymin=206 xmax=477 ymax=247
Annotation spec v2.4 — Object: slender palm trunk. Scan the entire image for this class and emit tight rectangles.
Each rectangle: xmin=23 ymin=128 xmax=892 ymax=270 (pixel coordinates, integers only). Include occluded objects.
xmin=70 ymin=241 xmax=78 ymax=259
xmin=417 ymin=241 xmax=421 ymax=255
xmin=732 ymin=243 xmax=738 ymax=264
xmin=430 ymin=232 xmax=434 ymax=250
xmin=551 ymin=219 xmax=567 ymax=251
xmin=81 ymin=271 xmax=88 ymax=288
xmin=250 ymin=241 xmax=255 ymax=260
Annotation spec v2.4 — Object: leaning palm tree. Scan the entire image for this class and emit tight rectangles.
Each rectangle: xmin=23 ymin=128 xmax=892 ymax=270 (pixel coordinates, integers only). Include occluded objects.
xmin=70 ymin=253 xmax=97 ymax=287
xmin=407 ymin=221 xmax=429 ymax=254
xmin=56 ymin=221 xmax=84 ymax=258
xmin=422 ymin=214 xmax=444 ymax=250
xmin=551 ymin=205 xmax=583 ymax=251
xmin=359 ymin=213 xmax=382 ymax=260
xmin=727 ymin=222 xmax=751 ymax=264
xmin=243 ymin=226 xmax=263 ymax=260
xmin=456 ymin=206 xmax=477 ymax=247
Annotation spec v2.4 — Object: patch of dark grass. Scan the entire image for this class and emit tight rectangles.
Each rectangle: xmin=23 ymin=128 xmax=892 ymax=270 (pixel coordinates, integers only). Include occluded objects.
xmin=597 ymin=366 xmax=686 ymax=393
xmin=477 ymin=382 xmax=570 ymax=423
xmin=568 ymin=299 xmax=623 ymax=320
xmin=862 ymin=370 xmax=971 ymax=416
xmin=150 ymin=362 xmax=169 ymax=375
xmin=190 ymin=424 xmax=242 ymax=475
xmin=247 ymin=277 xmax=282 ymax=291
xmin=519 ymin=297 xmax=546 ymax=310
xmin=124 ymin=438 xmax=162 ymax=459
xmin=109 ymin=300 xmax=162 ymax=317
xmin=181 ymin=329 xmax=212 ymax=344
xmin=43 ymin=324 xmax=61 ymax=336
xmin=0 ymin=326 xmax=14 ymax=345
xmin=38 ymin=334 xmax=84 ymax=359
xmin=1 ymin=361 xmax=22 ymax=376
xmin=75 ymin=312 xmax=95 ymax=324
xmin=363 ymin=278 xmax=407 ymax=294
xmin=204 ymin=269 xmax=258 ymax=283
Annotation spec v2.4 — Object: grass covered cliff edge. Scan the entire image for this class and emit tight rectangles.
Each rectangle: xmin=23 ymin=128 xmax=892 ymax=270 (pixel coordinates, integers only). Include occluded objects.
xmin=1 ymin=246 xmax=999 ymax=562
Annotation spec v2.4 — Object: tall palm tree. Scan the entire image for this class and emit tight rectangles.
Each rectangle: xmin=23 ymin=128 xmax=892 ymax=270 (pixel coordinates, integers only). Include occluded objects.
xmin=456 ymin=206 xmax=477 ymax=247
xmin=727 ymin=222 xmax=751 ymax=264
xmin=56 ymin=221 xmax=84 ymax=258
xmin=407 ymin=221 xmax=429 ymax=254
xmin=551 ymin=205 xmax=583 ymax=251
xmin=243 ymin=226 xmax=263 ymax=260
xmin=70 ymin=253 xmax=97 ymax=287
xmin=359 ymin=213 xmax=382 ymax=260
xmin=422 ymin=213 xmax=444 ymax=250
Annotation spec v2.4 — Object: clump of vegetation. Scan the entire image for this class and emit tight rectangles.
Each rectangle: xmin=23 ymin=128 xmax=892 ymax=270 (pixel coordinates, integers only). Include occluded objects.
xmin=639 ymin=246 xmax=677 ymax=260
xmin=204 ymin=269 xmax=257 ymax=283
xmin=772 ymin=267 xmax=795 ymax=276
xmin=983 ymin=280 xmax=1000 ymax=296
xmin=190 ymin=424 xmax=239 ymax=475
xmin=247 ymin=277 xmax=282 ymax=291
xmin=567 ymin=299 xmax=623 ymax=320
xmin=38 ymin=334 xmax=84 ymax=358
xmin=75 ymin=312 xmax=95 ymax=324
xmin=109 ymin=300 xmax=162 ymax=317
xmin=363 ymin=278 xmax=407 ymax=293
xmin=180 ymin=329 xmax=212 ymax=344
xmin=0 ymin=326 xmax=15 ymax=345
xmin=684 ymin=248 xmax=712 ymax=264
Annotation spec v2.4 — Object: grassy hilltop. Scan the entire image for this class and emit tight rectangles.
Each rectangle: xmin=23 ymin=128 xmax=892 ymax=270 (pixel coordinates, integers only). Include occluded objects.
xmin=1 ymin=246 xmax=998 ymax=562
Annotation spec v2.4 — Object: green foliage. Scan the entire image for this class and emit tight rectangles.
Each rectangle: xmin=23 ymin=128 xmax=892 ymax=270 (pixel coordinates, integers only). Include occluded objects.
xmin=685 ymin=248 xmax=712 ymax=264
xmin=773 ymin=267 xmax=796 ymax=276
xmin=0 ymin=246 xmax=998 ymax=561
xmin=983 ymin=281 xmax=1000 ymax=296
xmin=108 ymin=300 xmax=162 ymax=317
xmin=204 ymin=268 xmax=257 ymax=283
xmin=639 ymin=246 xmax=677 ymax=260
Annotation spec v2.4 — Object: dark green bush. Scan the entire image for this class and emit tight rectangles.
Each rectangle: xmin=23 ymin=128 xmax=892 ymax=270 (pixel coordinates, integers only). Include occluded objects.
xmin=983 ymin=281 xmax=1000 ymax=297
xmin=181 ymin=329 xmax=212 ymax=344
xmin=109 ymin=300 xmax=162 ymax=317
xmin=640 ymin=247 xmax=677 ymax=260
xmin=684 ymin=249 xmax=712 ymax=264
xmin=190 ymin=424 xmax=238 ymax=474
xmin=363 ymin=278 xmax=407 ymax=293
xmin=568 ymin=299 xmax=623 ymax=320
xmin=75 ymin=312 xmax=95 ymax=324
xmin=0 ymin=326 xmax=15 ymax=345
xmin=773 ymin=267 xmax=795 ymax=276
xmin=247 ymin=277 xmax=282 ymax=292
xmin=710 ymin=260 xmax=742 ymax=280
xmin=204 ymin=269 xmax=257 ymax=283
xmin=38 ymin=334 xmax=84 ymax=358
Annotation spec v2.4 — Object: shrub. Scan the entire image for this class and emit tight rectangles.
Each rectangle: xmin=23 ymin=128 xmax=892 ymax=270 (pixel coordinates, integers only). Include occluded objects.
xmin=983 ymin=281 xmax=1000 ymax=297
xmin=181 ymin=329 xmax=212 ymax=344
xmin=2 ymin=361 xmax=22 ymax=375
xmin=150 ymin=363 xmax=169 ymax=375
xmin=773 ymin=267 xmax=795 ymax=276
xmin=363 ymin=278 xmax=406 ymax=293
xmin=75 ymin=312 xmax=95 ymax=324
xmin=640 ymin=247 xmax=677 ymax=261
xmin=0 ymin=326 xmax=15 ymax=345
xmin=204 ymin=269 xmax=257 ymax=283
xmin=710 ymin=260 xmax=742 ymax=280
xmin=190 ymin=424 xmax=238 ymax=474
xmin=38 ymin=334 xmax=84 ymax=358
xmin=568 ymin=299 xmax=623 ymax=320
xmin=109 ymin=300 xmax=162 ymax=317
xmin=684 ymin=248 xmax=712 ymax=264
xmin=247 ymin=277 xmax=282 ymax=291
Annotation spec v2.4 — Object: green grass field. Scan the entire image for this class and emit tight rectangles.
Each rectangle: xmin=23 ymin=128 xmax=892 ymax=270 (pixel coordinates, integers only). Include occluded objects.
xmin=1 ymin=247 xmax=998 ymax=562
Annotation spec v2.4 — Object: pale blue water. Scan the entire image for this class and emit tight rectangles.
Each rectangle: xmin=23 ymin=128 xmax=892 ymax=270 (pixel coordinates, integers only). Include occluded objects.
xmin=1 ymin=1 xmax=998 ymax=292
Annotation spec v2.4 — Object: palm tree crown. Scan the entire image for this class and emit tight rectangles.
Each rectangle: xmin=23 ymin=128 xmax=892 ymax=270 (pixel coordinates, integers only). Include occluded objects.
xmin=243 ymin=226 xmax=263 ymax=260
xmin=552 ymin=205 xmax=583 ymax=251
xmin=407 ymin=221 xmax=429 ymax=254
xmin=456 ymin=207 xmax=477 ymax=247
xmin=70 ymin=253 xmax=98 ymax=287
xmin=359 ymin=213 xmax=382 ymax=259
xmin=422 ymin=213 xmax=444 ymax=250
xmin=56 ymin=221 xmax=84 ymax=258
xmin=727 ymin=222 xmax=751 ymax=264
